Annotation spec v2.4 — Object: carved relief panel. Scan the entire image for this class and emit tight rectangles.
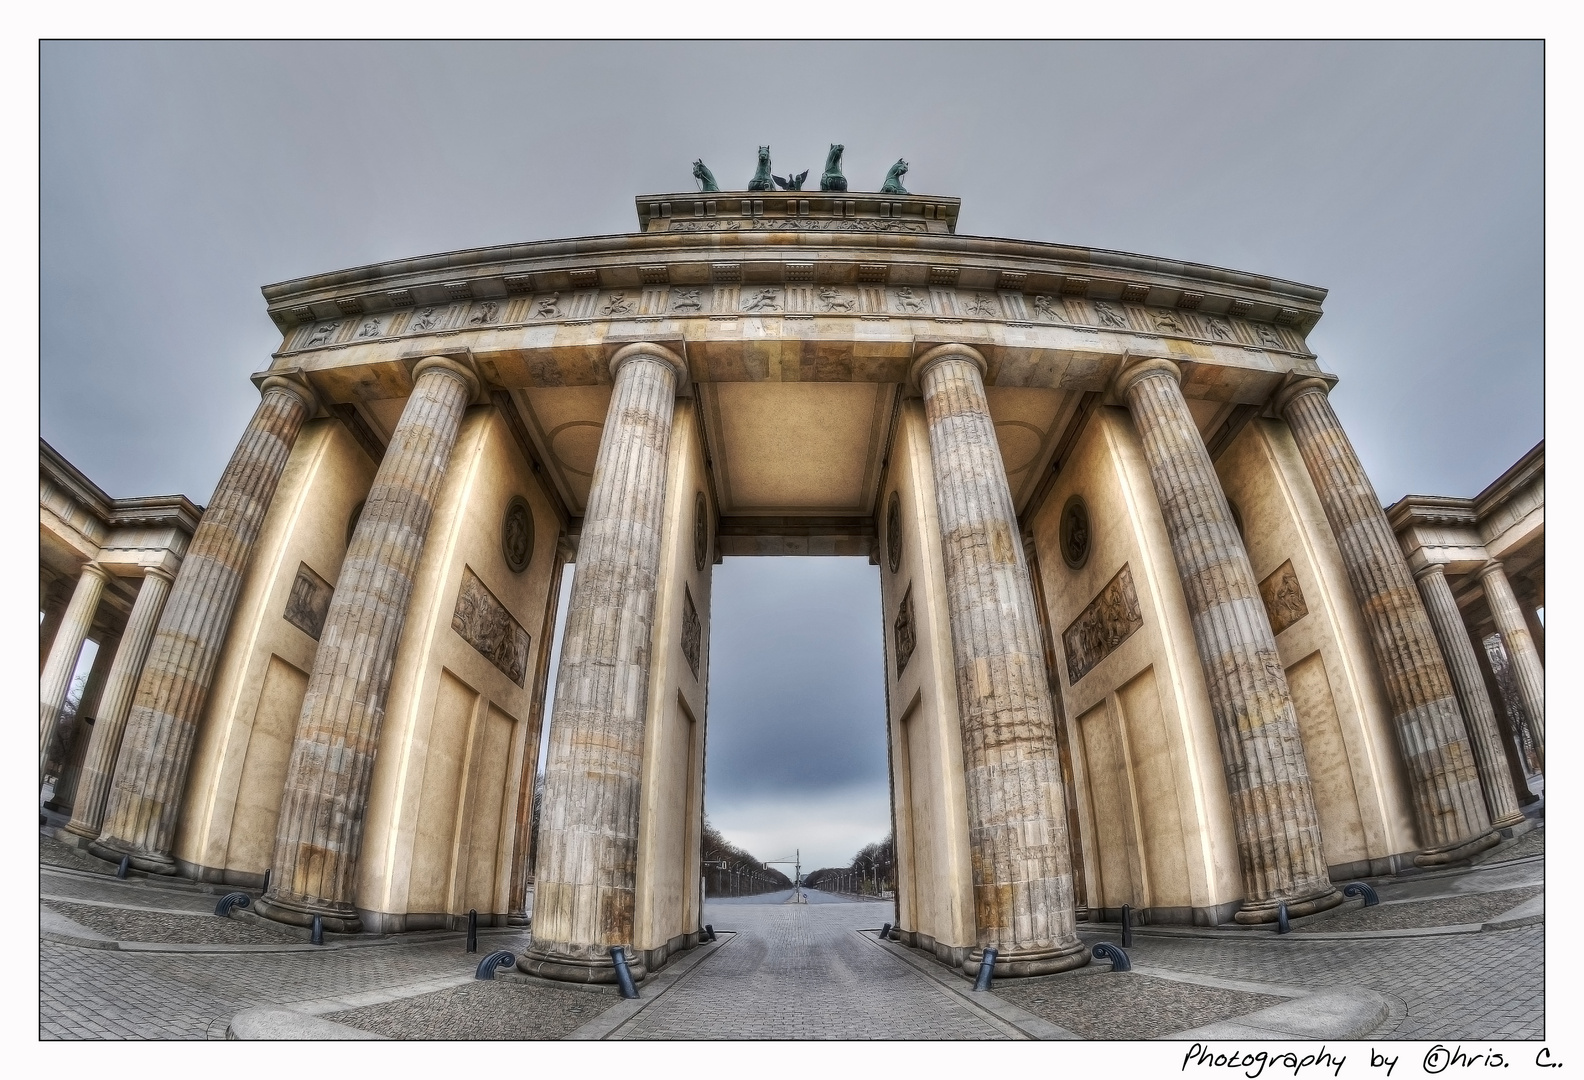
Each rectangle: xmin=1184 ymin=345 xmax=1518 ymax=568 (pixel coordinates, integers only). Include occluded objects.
xmin=1063 ymin=564 xmax=1144 ymax=684
xmin=284 ymin=562 xmax=334 ymax=641
xmin=681 ymin=585 xmax=702 ymax=679
xmin=894 ymin=583 xmax=917 ymax=677
xmin=451 ymin=567 xmax=531 ymax=686
xmin=1258 ymin=560 xmax=1308 ymax=635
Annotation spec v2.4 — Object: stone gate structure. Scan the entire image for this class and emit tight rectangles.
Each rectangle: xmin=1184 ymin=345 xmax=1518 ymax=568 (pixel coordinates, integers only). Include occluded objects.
xmin=47 ymin=181 xmax=1543 ymax=984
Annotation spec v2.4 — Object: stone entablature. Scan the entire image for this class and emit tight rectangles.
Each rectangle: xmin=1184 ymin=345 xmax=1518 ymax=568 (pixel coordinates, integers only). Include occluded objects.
xmin=41 ymin=441 xmax=201 ymax=580
xmin=636 ymin=191 xmax=962 ymax=234
xmin=1387 ymin=442 xmax=1543 ymax=576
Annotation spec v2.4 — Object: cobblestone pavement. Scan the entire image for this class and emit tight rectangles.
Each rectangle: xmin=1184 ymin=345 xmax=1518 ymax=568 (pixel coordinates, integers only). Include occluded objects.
xmin=40 ymin=930 xmax=529 ymax=1039
xmin=327 ymin=980 xmax=612 ymax=1039
xmin=1474 ymin=824 xmax=1544 ymax=864
xmin=995 ymin=971 xmax=1284 ymax=1039
xmin=1093 ymin=925 xmax=1544 ymax=1039
xmin=44 ymin=899 xmax=308 ymax=945
xmin=1293 ymin=887 xmax=1540 ymax=933
xmin=616 ymin=900 xmax=1005 ymax=1039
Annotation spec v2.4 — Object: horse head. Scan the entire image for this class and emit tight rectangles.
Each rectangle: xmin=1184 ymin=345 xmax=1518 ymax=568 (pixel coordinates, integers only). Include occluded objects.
xmin=825 ymin=143 xmax=844 ymax=170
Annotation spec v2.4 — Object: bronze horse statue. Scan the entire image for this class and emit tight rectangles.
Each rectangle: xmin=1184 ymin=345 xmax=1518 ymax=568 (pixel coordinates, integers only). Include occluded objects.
xmin=748 ymin=146 xmax=775 ymax=192
xmin=820 ymin=143 xmax=847 ymax=192
xmin=692 ymin=159 xmax=720 ymax=193
xmin=881 ymin=158 xmax=908 ymax=195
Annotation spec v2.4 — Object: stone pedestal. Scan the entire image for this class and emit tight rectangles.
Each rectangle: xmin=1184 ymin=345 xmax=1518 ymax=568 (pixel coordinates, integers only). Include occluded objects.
xmin=914 ymin=344 xmax=1088 ymax=976
xmin=1276 ymin=378 xmax=1495 ymax=865
xmin=520 ymin=344 xmax=685 ymax=984
xmin=1118 ymin=359 xmax=1338 ymax=923
xmin=65 ymin=567 xmax=175 ymax=840
xmin=39 ymin=563 xmax=108 ymax=777
xmin=1477 ymin=561 xmax=1544 ymax=762
xmin=258 ymin=357 xmax=479 ymax=933
xmin=92 ymin=374 xmax=318 ymax=873
xmin=1414 ymin=565 xmax=1525 ymax=829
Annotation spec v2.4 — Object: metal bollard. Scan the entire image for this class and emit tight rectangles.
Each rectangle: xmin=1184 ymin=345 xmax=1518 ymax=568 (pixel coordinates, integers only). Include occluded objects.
xmin=116 ymin=854 xmax=130 ymax=879
xmin=311 ymin=914 xmax=324 ymax=946
xmin=973 ymin=947 xmax=998 ymax=992
xmin=882 ymin=922 xmax=892 ymax=940
xmin=610 ymin=946 xmax=640 ymax=1000
xmin=215 ymin=892 xmax=251 ymax=917
xmin=1121 ymin=903 xmax=1133 ymax=948
xmin=1343 ymin=882 xmax=1380 ymax=907
xmin=467 ymin=909 xmax=478 ymax=953
xmin=703 ymin=924 xmax=716 ymax=942
xmin=1091 ymin=942 xmax=1131 ymax=971
xmin=262 ymin=868 xmax=271 ymax=894
xmin=1276 ymin=902 xmax=1291 ymax=934
xmin=476 ymin=950 xmax=516 ymax=980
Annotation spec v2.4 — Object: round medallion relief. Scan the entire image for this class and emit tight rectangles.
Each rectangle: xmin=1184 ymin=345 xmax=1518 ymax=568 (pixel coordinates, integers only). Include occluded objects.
xmin=502 ymin=496 xmax=534 ymax=573
xmin=693 ymin=491 xmax=708 ymax=572
xmin=1059 ymin=495 xmax=1090 ymax=570
xmin=886 ymin=491 xmax=903 ymax=574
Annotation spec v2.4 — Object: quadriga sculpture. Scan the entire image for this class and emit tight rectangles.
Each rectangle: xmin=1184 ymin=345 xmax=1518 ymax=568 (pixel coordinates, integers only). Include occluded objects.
xmin=881 ymin=158 xmax=909 ymax=195
xmin=692 ymin=159 xmax=720 ymax=193
xmin=748 ymin=145 xmax=775 ymax=192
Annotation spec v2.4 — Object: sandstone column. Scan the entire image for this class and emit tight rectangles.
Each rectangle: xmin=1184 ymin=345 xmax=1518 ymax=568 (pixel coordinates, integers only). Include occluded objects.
xmin=1477 ymin=560 xmax=1544 ymax=759
xmin=521 ymin=344 xmax=685 ymax=984
xmin=91 ymin=374 xmax=318 ymax=872
xmin=64 ymin=567 xmax=175 ymax=841
xmin=913 ymin=344 xmax=1088 ymax=975
xmin=1118 ymin=359 xmax=1339 ymax=922
xmin=40 ymin=563 xmax=108 ymax=777
xmin=50 ymin=630 xmax=119 ymax=810
xmin=257 ymin=356 xmax=480 ymax=932
xmin=1413 ymin=564 xmax=1525 ymax=829
xmin=1276 ymin=378 xmax=1495 ymax=864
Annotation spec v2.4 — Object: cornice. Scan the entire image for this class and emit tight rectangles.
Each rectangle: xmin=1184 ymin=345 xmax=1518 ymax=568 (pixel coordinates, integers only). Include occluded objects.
xmin=1385 ymin=494 xmax=1479 ymax=533
xmin=1473 ymin=440 xmax=1543 ymax=517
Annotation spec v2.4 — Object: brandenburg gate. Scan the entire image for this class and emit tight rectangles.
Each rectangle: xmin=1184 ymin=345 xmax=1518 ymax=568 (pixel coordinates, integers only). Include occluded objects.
xmin=62 ymin=155 xmax=1531 ymax=985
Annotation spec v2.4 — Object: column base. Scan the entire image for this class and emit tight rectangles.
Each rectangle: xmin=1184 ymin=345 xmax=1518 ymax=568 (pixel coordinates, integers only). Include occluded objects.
xmin=88 ymin=837 xmax=178 ymax=875
xmin=960 ymin=938 xmax=1090 ymax=979
xmin=255 ymin=893 xmax=363 ymax=934
xmin=518 ymin=942 xmax=650 ymax=985
xmin=1233 ymin=886 xmax=1343 ymax=924
xmin=1491 ymin=809 xmax=1528 ymax=831
xmin=61 ymin=820 xmax=101 ymax=843
xmin=1413 ymin=829 xmax=1501 ymax=868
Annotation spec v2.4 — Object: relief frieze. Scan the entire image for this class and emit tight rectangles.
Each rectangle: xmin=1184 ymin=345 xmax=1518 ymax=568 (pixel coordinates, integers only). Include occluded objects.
xmin=280 ymin=282 xmax=1306 ymax=358
xmin=1258 ymin=560 xmax=1309 ymax=635
xmin=1063 ymin=564 xmax=1144 ymax=684
xmin=894 ymin=583 xmax=917 ymax=677
xmin=451 ymin=566 xmax=530 ymax=687
xmin=681 ymin=585 xmax=702 ymax=679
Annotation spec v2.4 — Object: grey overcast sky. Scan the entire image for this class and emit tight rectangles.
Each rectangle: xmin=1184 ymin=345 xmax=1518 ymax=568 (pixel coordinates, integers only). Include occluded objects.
xmin=41 ymin=41 xmax=1542 ymax=872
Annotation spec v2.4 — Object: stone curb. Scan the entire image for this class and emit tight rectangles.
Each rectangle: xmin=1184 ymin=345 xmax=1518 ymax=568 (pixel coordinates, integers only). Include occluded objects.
xmin=1159 ymin=987 xmax=1392 ymax=1041
xmin=227 ymin=1006 xmax=385 ymax=1040
xmin=566 ymin=931 xmax=736 ymax=1040
xmin=857 ymin=929 xmax=1076 ymax=1040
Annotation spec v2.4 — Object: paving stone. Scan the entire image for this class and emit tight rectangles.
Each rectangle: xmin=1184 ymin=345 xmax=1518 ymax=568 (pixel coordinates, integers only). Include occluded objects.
xmin=994 ymin=971 xmax=1285 ymax=1039
xmin=1294 ymin=887 xmax=1541 ymax=933
xmin=43 ymin=899 xmax=306 ymax=945
xmin=327 ymin=980 xmax=612 ymax=1039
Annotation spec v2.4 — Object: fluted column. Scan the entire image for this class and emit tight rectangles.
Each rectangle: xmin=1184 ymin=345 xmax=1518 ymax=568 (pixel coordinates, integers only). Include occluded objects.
xmin=913 ymin=344 xmax=1087 ymax=976
xmin=1118 ymin=359 xmax=1338 ymax=922
xmin=92 ymin=374 xmax=318 ymax=872
xmin=1477 ymin=561 xmax=1544 ymax=760
xmin=65 ymin=566 xmax=175 ymax=840
xmin=1276 ymin=378 xmax=1495 ymax=864
xmin=50 ymin=630 xmax=119 ymax=810
xmin=258 ymin=357 xmax=479 ymax=932
xmin=1413 ymin=564 xmax=1524 ymax=828
xmin=521 ymin=344 xmax=685 ymax=984
xmin=40 ymin=563 xmax=109 ymax=777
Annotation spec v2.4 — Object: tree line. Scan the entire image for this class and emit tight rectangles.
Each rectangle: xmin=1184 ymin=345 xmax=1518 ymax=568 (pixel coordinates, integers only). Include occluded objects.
xmin=803 ymin=833 xmax=896 ymax=897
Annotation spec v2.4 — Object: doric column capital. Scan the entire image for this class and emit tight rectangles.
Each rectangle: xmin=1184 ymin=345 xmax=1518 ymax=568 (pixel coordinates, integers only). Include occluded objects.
xmin=142 ymin=565 xmax=177 ymax=586
xmin=1476 ymin=559 xmax=1507 ymax=582
xmin=1110 ymin=355 xmax=1182 ymax=400
xmin=1413 ymin=561 xmax=1450 ymax=583
xmin=411 ymin=354 xmax=482 ymax=401
xmin=79 ymin=561 xmax=111 ymax=584
xmin=609 ymin=342 xmax=687 ymax=386
xmin=910 ymin=343 xmax=988 ymax=391
xmin=258 ymin=371 xmax=321 ymax=416
xmin=1273 ymin=375 xmax=1335 ymax=417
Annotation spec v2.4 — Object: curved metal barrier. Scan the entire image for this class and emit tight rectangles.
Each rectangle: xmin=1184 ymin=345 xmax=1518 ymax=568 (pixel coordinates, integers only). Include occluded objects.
xmin=476 ymin=950 xmax=516 ymax=980
xmin=1091 ymin=942 xmax=1131 ymax=971
xmin=1343 ymin=881 xmax=1380 ymax=906
xmin=215 ymin=892 xmax=252 ymax=917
